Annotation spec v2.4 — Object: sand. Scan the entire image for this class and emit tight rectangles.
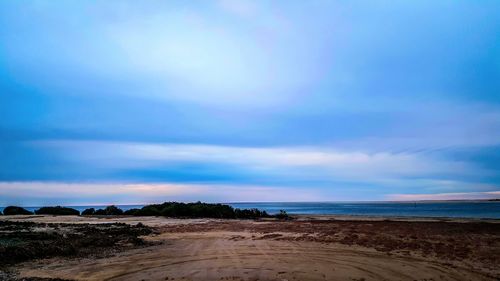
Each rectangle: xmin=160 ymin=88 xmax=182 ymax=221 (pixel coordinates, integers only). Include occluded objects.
xmin=2 ymin=215 xmax=499 ymax=281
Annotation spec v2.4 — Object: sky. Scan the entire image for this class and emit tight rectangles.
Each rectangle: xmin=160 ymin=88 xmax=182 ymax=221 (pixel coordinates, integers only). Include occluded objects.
xmin=1 ymin=0 xmax=499 ymax=206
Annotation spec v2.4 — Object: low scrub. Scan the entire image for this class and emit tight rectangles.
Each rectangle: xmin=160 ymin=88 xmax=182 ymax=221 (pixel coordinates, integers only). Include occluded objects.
xmin=81 ymin=208 xmax=95 ymax=216
xmin=94 ymin=205 xmax=123 ymax=216
xmin=0 ymin=221 xmax=152 ymax=265
xmin=85 ymin=202 xmax=278 ymax=219
xmin=3 ymin=206 xmax=33 ymax=215
xmin=123 ymin=208 xmax=141 ymax=215
xmin=126 ymin=202 xmax=270 ymax=219
xmin=275 ymin=210 xmax=291 ymax=220
xmin=35 ymin=206 xmax=80 ymax=216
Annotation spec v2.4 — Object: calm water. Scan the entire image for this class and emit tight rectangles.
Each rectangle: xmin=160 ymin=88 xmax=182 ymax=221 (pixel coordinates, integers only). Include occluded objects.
xmin=230 ymin=202 xmax=500 ymax=219
xmin=1 ymin=202 xmax=499 ymax=219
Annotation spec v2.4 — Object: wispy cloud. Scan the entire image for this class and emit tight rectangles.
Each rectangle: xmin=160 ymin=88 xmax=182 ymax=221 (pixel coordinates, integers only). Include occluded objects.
xmin=31 ymin=140 xmax=483 ymax=181
xmin=387 ymin=191 xmax=500 ymax=201
xmin=0 ymin=182 xmax=322 ymax=206
xmin=217 ymin=0 xmax=258 ymax=18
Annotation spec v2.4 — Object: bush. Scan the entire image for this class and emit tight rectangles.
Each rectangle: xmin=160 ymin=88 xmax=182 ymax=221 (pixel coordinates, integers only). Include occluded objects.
xmin=123 ymin=208 xmax=140 ymax=215
xmin=94 ymin=209 xmax=106 ymax=215
xmin=35 ymin=206 xmax=80 ymax=216
xmin=104 ymin=205 xmax=123 ymax=215
xmin=3 ymin=206 xmax=33 ymax=215
xmin=235 ymin=208 xmax=270 ymax=219
xmin=81 ymin=208 xmax=95 ymax=216
xmin=156 ymin=202 xmax=237 ymax=218
xmin=275 ymin=210 xmax=290 ymax=220
xmin=93 ymin=205 xmax=124 ymax=216
xmin=134 ymin=205 xmax=161 ymax=216
xmin=121 ymin=201 xmax=271 ymax=219
xmin=76 ymin=202 xmax=276 ymax=220
xmin=0 ymin=210 xmax=3 ymax=215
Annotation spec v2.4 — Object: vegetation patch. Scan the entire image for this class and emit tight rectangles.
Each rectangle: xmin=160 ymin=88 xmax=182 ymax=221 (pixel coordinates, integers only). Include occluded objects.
xmin=3 ymin=202 xmax=289 ymax=220
xmin=2 ymin=206 xmax=33 ymax=216
xmin=94 ymin=205 xmax=123 ymax=216
xmin=35 ymin=206 xmax=80 ymax=216
xmin=115 ymin=202 xmax=279 ymax=219
xmin=0 ymin=221 xmax=152 ymax=265
xmin=81 ymin=208 xmax=95 ymax=216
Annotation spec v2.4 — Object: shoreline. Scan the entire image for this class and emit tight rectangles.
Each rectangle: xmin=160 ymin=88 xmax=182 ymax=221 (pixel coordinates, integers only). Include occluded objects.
xmin=2 ymin=214 xmax=499 ymax=224
xmin=293 ymin=214 xmax=500 ymax=223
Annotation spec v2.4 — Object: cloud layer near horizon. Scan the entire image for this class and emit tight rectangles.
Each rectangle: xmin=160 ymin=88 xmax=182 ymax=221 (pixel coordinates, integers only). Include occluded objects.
xmin=1 ymin=0 xmax=499 ymax=203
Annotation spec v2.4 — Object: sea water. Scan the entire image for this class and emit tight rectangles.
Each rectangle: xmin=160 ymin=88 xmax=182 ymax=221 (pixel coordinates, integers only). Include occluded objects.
xmin=229 ymin=201 xmax=500 ymax=219
xmin=1 ymin=201 xmax=499 ymax=219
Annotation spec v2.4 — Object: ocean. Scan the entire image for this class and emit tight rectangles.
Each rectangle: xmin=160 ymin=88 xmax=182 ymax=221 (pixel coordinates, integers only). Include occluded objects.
xmin=1 ymin=201 xmax=499 ymax=219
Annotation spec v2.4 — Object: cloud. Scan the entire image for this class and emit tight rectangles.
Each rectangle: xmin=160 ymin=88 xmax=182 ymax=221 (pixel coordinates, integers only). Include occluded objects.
xmin=1 ymin=1 xmax=499 ymax=203
xmin=3 ymin=139 xmax=497 ymax=202
xmin=95 ymin=2 xmax=322 ymax=106
xmin=0 ymin=182 xmax=322 ymax=206
xmin=386 ymin=191 xmax=500 ymax=201
xmin=0 ymin=1 xmax=332 ymax=107
xmin=30 ymin=140 xmax=483 ymax=182
xmin=217 ymin=0 xmax=257 ymax=18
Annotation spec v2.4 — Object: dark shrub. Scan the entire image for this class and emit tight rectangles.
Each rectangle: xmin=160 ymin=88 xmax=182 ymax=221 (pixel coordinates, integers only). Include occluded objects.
xmin=35 ymin=206 xmax=80 ymax=216
xmin=135 ymin=205 xmax=162 ymax=216
xmin=94 ymin=209 xmax=106 ymax=215
xmin=82 ymin=202 xmax=271 ymax=220
xmin=81 ymin=208 xmax=95 ymax=216
xmin=0 ymin=221 xmax=152 ymax=265
xmin=0 ymin=210 xmax=2 ymax=215
xmin=3 ymin=206 xmax=33 ymax=215
xmin=131 ymin=201 xmax=268 ymax=219
xmin=124 ymin=208 xmax=140 ymax=215
xmin=235 ymin=208 xmax=270 ymax=219
xmin=275 ymin=210 xmax=290 ymax=220
xmin=104 ymin=205 xmax=123 ymax=215
xmin=93 ymin=205 xmax=124 ymax=216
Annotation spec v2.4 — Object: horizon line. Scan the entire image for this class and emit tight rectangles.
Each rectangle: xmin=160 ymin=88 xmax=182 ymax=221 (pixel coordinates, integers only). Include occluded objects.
xmin=1 ymin=198 xmax=499 ymax=208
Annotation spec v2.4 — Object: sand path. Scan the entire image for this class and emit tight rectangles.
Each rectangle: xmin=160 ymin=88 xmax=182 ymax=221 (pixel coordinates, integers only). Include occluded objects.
xmin=18 ymin=232 xmax=494 ymax=281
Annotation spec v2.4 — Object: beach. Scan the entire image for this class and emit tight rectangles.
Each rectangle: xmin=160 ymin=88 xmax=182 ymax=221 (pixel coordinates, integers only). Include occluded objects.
xmin=3 ymin=1 xmax=499 ymax=280
xmin=1 ymin=215 xmax=499 ymax=281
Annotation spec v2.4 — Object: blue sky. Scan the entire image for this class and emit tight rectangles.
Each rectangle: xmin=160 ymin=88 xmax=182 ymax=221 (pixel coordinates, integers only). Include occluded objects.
xmin=1 ymin=0 xmax=499 ymax=205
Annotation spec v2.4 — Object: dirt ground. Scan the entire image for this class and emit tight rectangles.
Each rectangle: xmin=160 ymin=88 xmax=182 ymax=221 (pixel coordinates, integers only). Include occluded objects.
xmin=2 ymin=215 xmax=499 ymax=281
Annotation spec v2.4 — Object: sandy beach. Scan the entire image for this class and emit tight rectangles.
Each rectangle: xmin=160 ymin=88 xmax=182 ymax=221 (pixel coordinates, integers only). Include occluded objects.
xmin=1 ymin=215 xmax=499 ymax=281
